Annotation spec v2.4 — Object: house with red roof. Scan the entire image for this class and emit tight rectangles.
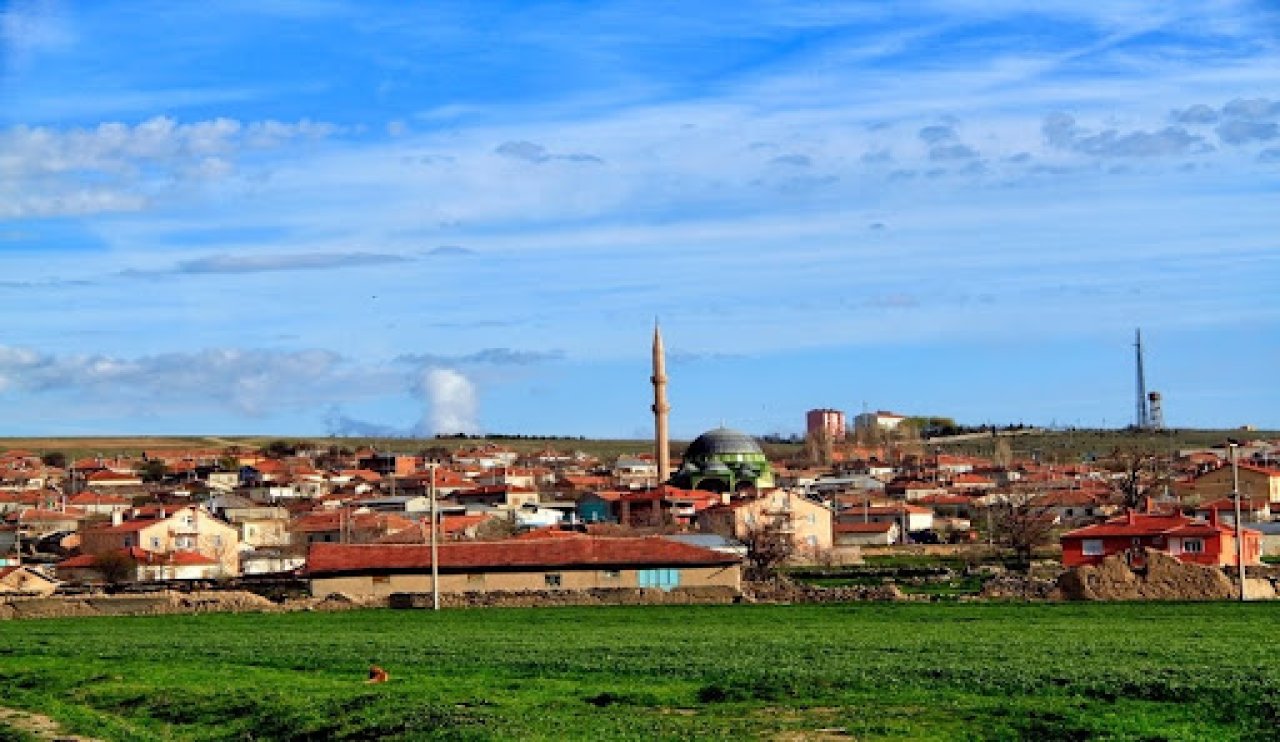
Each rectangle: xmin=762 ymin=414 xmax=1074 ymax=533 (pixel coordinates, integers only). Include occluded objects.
xmin=67 ymin=491 xmax=132 ymax=516
xmin=836 ymin=504 xmax=934 ymax=534
xmin=698 ymin=490 xmax=833 ymax=558
xmin=1192 ymin=497 xmax=1271 ymax=527
xmin=85 ymin=469 xmax=143 ymax=490
xmin=6 ymin=507 xmax=88 ymax=537
xmin=450 ymin=484 xmax=539 ymax=511
xmin=291 ymin=509 xmax=416 ymax=545
xmin=1186 ymin=463 xmax=1280 ymax=504
xmin=305 ymin=535 xmax=742 ymax=598
xmin=57 ymin=546 xmax=222 ymax=583
xmin=833 ymin=521 xmax=899 ymax=547
xmin=79 ymin=505 xmax=239 ymax=576
xmin=1032 ymin=490 xmax=1116 ymax=525
xmin=1060 ymin=510 xmax=1262 ymax=568
xmin=0 ymin=565 xmax=59 ymax=595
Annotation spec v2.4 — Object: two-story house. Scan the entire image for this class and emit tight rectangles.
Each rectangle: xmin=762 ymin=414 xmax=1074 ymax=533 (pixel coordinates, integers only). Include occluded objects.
xmin=79 ymin=505 xmax=240 ymax=576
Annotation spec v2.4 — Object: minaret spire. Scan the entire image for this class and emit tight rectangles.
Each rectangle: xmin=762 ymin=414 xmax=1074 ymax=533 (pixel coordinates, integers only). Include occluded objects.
xmin=651 ymin=320 xmax=671 ymax=484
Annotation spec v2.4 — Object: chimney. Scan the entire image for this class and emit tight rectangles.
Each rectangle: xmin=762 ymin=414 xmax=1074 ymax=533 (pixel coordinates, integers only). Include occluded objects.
xmin=111 ymin=510 xmax=124 ymax=527
xmin=1143 ymin=495 xmax=1154 ymax=513
xmin=1208 ymin=507 xmax=1219 ymax=527
xmin=1127 ymin=509 xmax=1136 ymax=526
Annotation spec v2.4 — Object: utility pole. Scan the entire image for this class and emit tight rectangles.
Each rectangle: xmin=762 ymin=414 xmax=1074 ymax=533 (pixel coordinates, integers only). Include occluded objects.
xmin=1230 ymin=443 xmax=1246 ymax=602
xmin=429 ymin=462 xmax=440 ymax=611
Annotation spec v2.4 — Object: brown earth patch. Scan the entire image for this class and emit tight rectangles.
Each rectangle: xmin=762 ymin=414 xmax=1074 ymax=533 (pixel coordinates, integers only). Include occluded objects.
xmin=1055 ymin=548 xmax=1238 ymax=600
xmin=0 ymin=706 xmax=104 ymax=741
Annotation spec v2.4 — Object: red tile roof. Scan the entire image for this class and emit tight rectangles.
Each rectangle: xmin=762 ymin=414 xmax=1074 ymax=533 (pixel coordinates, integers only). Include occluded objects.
xmin=68 ymin=492 xmax=132 ymax=505
xmin=1196 ymin=497 xmax=1269 ymax=511
xmin=57 ymin=547 xmax=216 ymax=568
xmin=306 ymin=536 xmax=740 ymax=575
xmin=87 ymin=470 xmax=141 ymax=482
xmin=13 ymin=507 xmax=86 ymax=522
xmin=1062 ymin=511 xmax=1259 ymax=540
xmin=834 ymin=522 xmax=895 ymax=533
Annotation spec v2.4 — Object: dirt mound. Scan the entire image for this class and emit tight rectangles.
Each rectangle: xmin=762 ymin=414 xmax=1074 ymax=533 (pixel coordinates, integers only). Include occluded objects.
xmin=283 ymin=591 xmax=383 ymax=612
xmin=170 ymin=591 xmax=280 ymax=612
xmin=1055 ymin=549 xmax=1236 ymax=601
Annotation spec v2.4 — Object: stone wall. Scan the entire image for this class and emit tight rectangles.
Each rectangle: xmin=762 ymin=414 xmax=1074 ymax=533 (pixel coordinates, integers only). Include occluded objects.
xmin=1 ymin=590 xmax=292 ymax=620
xmin=390 ymin=585 xmax=739 ymax=609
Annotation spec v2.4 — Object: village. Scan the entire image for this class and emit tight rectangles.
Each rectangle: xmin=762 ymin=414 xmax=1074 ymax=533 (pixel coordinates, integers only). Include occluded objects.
xmin=1 ymin=416 xmax=1277 ymax=606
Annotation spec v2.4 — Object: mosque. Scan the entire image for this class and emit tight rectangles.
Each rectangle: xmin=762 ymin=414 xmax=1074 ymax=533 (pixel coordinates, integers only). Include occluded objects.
xmin=650 ymin=325 xmax=775 ymax=494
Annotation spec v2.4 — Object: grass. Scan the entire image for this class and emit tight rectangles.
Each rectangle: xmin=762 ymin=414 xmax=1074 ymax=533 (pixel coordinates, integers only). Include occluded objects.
xmin=1 ymin=602 xmax=1279 ymax=740
xmin=3 ymin=427 xmax=1273 ymax=463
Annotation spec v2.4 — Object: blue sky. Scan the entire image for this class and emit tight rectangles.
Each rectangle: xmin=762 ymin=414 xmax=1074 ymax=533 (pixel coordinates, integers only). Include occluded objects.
xmin=1 ymin=0 xmax=1278 ymax=439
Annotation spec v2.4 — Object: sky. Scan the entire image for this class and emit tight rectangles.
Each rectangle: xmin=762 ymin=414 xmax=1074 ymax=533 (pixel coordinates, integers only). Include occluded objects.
xmin=1 ymin=0 xmax=1278 ymax=440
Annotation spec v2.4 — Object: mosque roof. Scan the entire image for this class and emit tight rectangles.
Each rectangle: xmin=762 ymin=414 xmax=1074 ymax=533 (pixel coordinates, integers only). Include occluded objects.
xmin=683 ymin=427 xmax=764 ymax=459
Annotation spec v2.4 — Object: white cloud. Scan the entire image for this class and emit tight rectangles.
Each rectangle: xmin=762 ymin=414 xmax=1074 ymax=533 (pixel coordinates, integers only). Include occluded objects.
xmin=419 ymin=368 xmax=480 ymax=436
xmin=0 ymin=345 xmax=395 ymax=417
xmin=1 ymin=0 xmax=74 ymax=69
xmin=0 ymin=116 xmax=341 ymax=218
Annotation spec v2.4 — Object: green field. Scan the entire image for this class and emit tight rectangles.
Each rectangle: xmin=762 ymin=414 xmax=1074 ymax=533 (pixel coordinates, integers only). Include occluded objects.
xmin=1 ymin=603 xmax=1278 ymax=741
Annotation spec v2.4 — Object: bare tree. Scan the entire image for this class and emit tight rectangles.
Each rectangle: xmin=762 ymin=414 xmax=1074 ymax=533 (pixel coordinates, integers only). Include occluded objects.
xmin=92 ymin=551 xmax=138 ymax=586
xmin=737 ymin=518 xmax=795 ymax=581
xmin=986 ymin=489 xmax=1058 ymax=569
xmin=1101 ymin=444 xmax=1179 ymax=510
xmin=992 ymin=435 xmax=1013 ymax=469
xmin=804 ymin=427 xmax=833 ymax=467
xmin=475 ymin=514 xmax=520 ymax=540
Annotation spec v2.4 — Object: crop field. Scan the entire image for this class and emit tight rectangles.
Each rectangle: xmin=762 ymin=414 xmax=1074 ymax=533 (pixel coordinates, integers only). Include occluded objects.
xmin=1 ymin=603 xmax=1278 ymax=741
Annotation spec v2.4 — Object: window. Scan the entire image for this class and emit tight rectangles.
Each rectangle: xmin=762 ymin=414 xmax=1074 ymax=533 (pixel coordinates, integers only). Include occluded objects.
xmin=602 ymin=569 xmax=620 ymax=579
xmin=467 ymin=573 xmax=485 ymax=585
xmin=150 ymin=536 xmax=161 ymax=549
xmin=372 ymin=575 xmax=390 ymax=585
xmin=638 ymin=568 xmax=680 ymax=591
xmin=545 ymin=573 xmax=563 ymax=588
xmin=1183 ymin=538 xmax=1204 ymax=554
xmin=1082 ymin=539 xmax=1104 ymax=556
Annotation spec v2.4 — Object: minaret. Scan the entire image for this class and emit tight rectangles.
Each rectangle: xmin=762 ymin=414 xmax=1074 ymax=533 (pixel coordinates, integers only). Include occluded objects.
xmin=651 ymin=322 xmax=671 ymax=484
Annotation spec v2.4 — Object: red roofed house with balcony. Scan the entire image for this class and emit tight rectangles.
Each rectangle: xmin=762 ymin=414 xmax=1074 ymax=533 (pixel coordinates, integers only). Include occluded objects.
xmin=305 ymin=536 xmax=742 ymax=598
xmin=57 ymin=546 xmax=222 ymax=583
xmin=79 ymin=505 xmax=239 ymax=577
xmin=1060 ymin=510 xmax=1262 ymax=568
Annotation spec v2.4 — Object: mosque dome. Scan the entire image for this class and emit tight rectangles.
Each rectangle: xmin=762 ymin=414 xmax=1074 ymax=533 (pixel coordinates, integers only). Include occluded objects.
xmin=671 ymin=426 xmax=775 ymax=493
xmin=683 ymin=427 xmax=764 ymax=459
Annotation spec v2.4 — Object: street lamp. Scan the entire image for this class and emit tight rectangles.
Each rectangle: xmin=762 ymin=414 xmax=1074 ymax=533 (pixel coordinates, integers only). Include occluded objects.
xmin=1229 ymin=443 xmax=1246 ymax=602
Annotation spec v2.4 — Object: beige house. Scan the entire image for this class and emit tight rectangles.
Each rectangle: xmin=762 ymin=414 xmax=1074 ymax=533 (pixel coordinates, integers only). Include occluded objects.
xmin=699 ymin=490 xmax=833 ymax=560
xmin=834 ymin=521 xmax=899 ymax=547
xmin=1189 ymin=464 xmax=1280 ymax=504
xmin=306 ymin=536 xmax=742 ymax=598
xmin=0 ymin=565 xmax=59 ymax=595
xmin=79 ymin=505 xmax=240 ymax=576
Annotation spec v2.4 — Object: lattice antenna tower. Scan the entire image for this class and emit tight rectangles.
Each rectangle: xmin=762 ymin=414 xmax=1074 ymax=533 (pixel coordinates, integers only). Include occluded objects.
xmin=1134 ymin=329 xmax=1150 ymax=429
